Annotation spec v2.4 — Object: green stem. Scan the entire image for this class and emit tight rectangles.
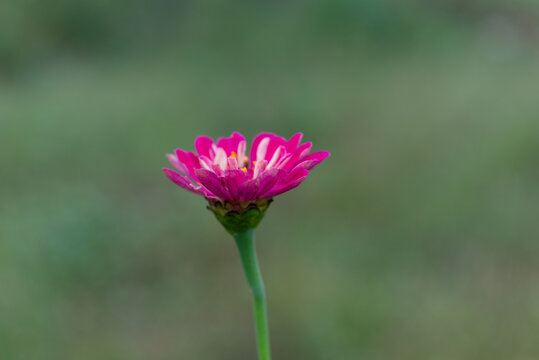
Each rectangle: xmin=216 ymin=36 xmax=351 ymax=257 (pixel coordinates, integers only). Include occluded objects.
xmin=233 ymin=229 xmax=271 ymax=360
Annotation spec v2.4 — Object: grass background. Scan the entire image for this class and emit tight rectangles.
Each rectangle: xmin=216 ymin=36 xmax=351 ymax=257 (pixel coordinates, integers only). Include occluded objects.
xmin=1 ymin=1 xmax=539 ymax=359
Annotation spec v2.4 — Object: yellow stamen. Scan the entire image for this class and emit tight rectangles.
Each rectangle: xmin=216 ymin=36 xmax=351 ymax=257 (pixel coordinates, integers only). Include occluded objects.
xmin=230 ymin=151 xmax=237 ymax=158
xmin=241 ymin=167 xmax=247 ymax=173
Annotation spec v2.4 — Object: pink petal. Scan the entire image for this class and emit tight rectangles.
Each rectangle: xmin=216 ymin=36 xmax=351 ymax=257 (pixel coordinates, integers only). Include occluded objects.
xmin=199 ymin=155 xmax=213 ymax=170
xmin=302 ymin=150 xmax=331 ymax=162
xmin=237 ymin=140 xmax=247 ymax=166
xmin=249 ymin=132 xmax=287 ymax=164
xmin=283 ymin=166 xmax=310 ymax=185
xmin=225 ymin=169 xmax=248 ymax=201
xmin=217 ymin=132 xmax=246 ymax=156
xmin=195 ymin=136 xmax=215 ymax=158
xmin=265 ymin=135 xmax=287 ymax=162
xmin=230 ymin=132 xmax=246 ymax=149
xmin=297 ymin=144 xmax=315 ymax=162
xmin=175 ymin=149 xmax=201 ymax=181
xmin=238 ymin=179 xmax=258 ymax=202
xmin=256 ymin=137 xmax=270 ymax=162
xmin=166 ymin=153 xmax=189 ymax=175
xmin=264 ymin=169 xmax=310 ymax=198
xmin=163 ymin=168 xmax=205 ymax=196
xmin=213 ymin=147 xmax=227 ymax=170
xmin=274 ymin=153 xmax=293 ymax=169
xmin=227 ymin=157 xmax=239 ymax=170
xmin=250 ymin=132 xmax=273 ymax=163
xmin=279 ymin=142 xmax=312 ymax=171
xmin=194 ymin=169 xmax=230 ymax=200
xmin=211 ymin=163 xmax=225 ymax=177
xmin=286 ymin=132 xmax=303 ymax=152
xmin=290 ymin=151 xmax=330 ymax=171
xmin=253 ymin=159 xmax=268 ymax=179
xmin=256 ymin=168 xmax=286 ymax=198
xmin=267 ymin=145 xmax=285 ymax=168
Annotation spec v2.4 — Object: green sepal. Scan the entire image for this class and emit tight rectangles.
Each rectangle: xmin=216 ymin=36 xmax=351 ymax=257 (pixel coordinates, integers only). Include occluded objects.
xmin=207 ymin=198 xmax=273 ymax=235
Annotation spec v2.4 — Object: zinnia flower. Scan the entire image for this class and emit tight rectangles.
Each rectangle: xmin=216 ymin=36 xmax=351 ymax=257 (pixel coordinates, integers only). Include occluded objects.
xmin=163 ymin=132 xmax=329 ymax=233
xmin=163 ymin=131 xmax=329 ymax=360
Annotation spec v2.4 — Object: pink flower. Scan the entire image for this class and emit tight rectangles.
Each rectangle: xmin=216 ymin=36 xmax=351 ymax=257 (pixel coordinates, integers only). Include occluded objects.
xmin=163 ymin=132 xmax=329 ymax=203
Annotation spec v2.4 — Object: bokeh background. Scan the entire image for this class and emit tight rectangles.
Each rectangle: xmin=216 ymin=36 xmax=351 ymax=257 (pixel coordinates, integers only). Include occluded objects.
xmin=2 ymin=1 xmax=539 ymax=359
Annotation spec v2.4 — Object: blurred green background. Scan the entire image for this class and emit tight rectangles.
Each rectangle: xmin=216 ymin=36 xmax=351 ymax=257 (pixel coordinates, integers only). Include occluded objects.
xmin=1 ymin=1 xmax=539 ymax=359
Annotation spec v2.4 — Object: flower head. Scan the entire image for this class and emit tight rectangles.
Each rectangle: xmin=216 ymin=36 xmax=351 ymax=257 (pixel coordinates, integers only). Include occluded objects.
xmin=163 ymin=132 xmax=329 ymax=233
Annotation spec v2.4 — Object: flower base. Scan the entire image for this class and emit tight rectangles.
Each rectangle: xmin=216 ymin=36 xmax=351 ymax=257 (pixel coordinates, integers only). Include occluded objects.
xmin=207 ymin=198 xmax=273 ymax=235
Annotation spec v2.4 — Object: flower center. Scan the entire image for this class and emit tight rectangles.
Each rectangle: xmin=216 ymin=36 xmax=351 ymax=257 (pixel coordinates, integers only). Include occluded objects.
xmin=230 ymin=151 xmax=249 ymax=172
